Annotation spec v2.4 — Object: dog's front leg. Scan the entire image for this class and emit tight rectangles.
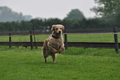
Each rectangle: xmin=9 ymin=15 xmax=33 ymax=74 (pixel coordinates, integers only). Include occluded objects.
xmin=47 ymin=42 xmax=58 ymax=53
xmin=49 ymin=46 xmax=58 ymax=53
xmin=59 ymin=44 xmax=65 ymax=53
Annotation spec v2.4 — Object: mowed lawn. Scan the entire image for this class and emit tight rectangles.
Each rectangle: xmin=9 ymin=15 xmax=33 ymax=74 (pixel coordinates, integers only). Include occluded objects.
xmin=0 ymin=47 xmax=120 ymax=80
xmin=0 ymin=33 xmax=120 ymax=80
xmin=0 ymin=33 xmax=119 ymax=42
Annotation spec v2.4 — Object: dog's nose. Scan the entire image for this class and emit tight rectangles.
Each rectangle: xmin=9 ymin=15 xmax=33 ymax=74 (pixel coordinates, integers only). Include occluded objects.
xmin=58 ymin=31 xmax=61 ymax=34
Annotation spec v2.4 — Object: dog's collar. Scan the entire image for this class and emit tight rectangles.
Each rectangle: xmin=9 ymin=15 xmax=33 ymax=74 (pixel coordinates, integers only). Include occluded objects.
xmin=52 ymin=35 xmax=60 ymax=39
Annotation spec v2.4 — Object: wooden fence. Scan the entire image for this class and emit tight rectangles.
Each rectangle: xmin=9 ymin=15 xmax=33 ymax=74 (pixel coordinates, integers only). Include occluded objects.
xmin=0 ymin=27 xmax=119 ymax=53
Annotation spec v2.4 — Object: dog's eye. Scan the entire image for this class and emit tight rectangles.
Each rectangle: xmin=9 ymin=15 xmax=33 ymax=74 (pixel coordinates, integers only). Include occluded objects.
xmin=56 ymin=28 xmax=58 ymax=30
xmin=60 ymin=28 xmax=62 ymax=30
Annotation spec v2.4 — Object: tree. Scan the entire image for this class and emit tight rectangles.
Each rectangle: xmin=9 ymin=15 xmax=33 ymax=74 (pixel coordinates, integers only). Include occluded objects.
xmin=0 ymin=6 xmax=33 ymax=22
xmin=64 ymin=9 xmax=85 ymax=20
xmin=91 ymin=0 xmax=119 ymax=16
xmin=91 ymin=0 xmax=120 ymax=24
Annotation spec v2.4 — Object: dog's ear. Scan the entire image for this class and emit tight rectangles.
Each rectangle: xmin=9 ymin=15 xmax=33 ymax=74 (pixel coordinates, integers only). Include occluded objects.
xmin=51 ymin=25 xmax=56 ymax=31
xmin=61 ymin=25 xmax=64 ymax=31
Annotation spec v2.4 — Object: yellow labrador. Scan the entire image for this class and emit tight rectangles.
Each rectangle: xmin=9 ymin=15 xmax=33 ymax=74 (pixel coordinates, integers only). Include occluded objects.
xmin=42 ymin=24 xmax=65 ymax=63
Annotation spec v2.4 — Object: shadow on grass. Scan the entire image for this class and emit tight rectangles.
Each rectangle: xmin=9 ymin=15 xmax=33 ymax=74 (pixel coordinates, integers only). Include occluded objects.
xmin=25 ymin=61 xmax=57 ymax=65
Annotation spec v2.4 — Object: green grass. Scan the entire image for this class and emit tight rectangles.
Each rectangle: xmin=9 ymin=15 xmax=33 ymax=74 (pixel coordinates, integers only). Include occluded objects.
xmin=67 ymin=33 xmax=115 ymax=42
xmin=0 ymin=33 xmax=119 ymax=42
xmin=0 ymin=47 xmax=120 ymax=80
xmin=0 ymin=33 xmax=120 ymax=80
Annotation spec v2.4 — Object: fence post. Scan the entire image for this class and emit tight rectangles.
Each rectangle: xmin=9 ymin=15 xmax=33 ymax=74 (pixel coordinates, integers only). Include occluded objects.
xmin=64 ymin=33 xmax=68 ymax=49
xmin=29 ymin=31 xmax=33 ymax=50
xmin=114 ymin=27 xmax=119 ymax=53
xmin=33 ymin=29 xmax=37 ymax=49
xmin=9 ymin=33 xmax=11 ymax=48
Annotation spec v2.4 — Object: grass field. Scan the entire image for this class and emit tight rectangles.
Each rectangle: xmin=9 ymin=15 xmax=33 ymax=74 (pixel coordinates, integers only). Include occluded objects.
xmin=0 ymin=33 xmax=120 ymax=80
xmin=0 ymin=46 xmax=120 ymax=80
xmin=0 ymin=33 xmax=119 ymax=42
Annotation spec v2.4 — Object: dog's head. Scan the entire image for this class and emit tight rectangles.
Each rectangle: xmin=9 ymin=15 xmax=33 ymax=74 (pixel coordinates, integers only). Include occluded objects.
xmin=51 ymin=24 xmax=64 ymax=35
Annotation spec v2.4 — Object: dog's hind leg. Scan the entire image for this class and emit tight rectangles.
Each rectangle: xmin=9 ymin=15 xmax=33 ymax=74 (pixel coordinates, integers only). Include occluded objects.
xmin=44 ymin=54 xmax=49 ymax=63
xmin=51 ymin=54 xmax=57 ymax=63
xmin=44 ymin=57 xmax=47 ymax=63
xmin=42 ymin=47 xmax=49 ymax=63
xmin=43 ymin=51 xmax=49 ymax=63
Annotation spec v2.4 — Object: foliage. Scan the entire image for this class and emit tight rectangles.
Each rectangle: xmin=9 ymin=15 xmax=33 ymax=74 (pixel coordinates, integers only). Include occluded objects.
xmin=91 ymin=0 xmax=120 ymax=26
xmin=0 ymin=6 xmax=32 ymax=22
xmin=64 ymin=9 xmax=85 ymax=20
xmin=0 ymin=18 xmax=116 ymax=32
xmin=0 ymin=6 xmax=120 ymax=32
xmin=91 ymin=0 xmax=119 ymax=16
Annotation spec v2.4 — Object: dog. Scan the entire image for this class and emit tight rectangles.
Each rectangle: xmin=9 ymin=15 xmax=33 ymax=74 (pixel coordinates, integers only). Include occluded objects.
xmin=42 ymin=24 xmax=65 ymax=63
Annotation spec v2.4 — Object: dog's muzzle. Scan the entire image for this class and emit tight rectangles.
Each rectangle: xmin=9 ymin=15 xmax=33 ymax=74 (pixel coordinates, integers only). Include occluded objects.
xmin=58 ymin=31 xmax=61 ymax=34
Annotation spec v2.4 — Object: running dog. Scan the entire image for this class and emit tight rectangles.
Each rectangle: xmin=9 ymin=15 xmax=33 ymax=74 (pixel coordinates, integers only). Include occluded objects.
xmin=42 ymin=24 xmax=65 ymax=63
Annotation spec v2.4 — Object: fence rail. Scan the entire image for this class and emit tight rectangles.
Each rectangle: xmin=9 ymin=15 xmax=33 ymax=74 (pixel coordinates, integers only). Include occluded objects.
xmin=0 ymin=27 xmax=119 ymax=53
xmin=0 ymin=42 xmax=118 ymax=48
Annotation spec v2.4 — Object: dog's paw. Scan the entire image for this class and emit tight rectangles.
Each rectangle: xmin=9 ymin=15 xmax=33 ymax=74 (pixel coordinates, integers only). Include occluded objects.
xmin=58 ymin=47 xmax=65 ymax=53
xmin=52 ymin=49 xmax=58 ymax=53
